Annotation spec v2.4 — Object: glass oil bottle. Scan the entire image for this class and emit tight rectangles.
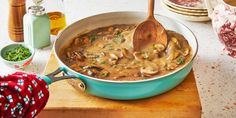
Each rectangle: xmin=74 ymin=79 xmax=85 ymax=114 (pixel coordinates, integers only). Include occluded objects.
xmin=43 ymin=0 xmax=67 ymax=35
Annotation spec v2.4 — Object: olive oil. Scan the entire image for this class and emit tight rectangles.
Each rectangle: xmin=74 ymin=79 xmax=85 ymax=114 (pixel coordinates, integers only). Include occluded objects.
xmin=47 ymin=11 xmax=66 ymax=35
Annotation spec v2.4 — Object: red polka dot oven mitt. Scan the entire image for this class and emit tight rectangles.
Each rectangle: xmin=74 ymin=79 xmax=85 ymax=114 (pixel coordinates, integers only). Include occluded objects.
xmin=0 ymin=72 xmax=49 ymax=118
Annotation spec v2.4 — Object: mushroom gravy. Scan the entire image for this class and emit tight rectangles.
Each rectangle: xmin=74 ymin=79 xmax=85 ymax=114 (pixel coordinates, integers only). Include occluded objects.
xmin=60 ymin=24 xmax=192 ymax=81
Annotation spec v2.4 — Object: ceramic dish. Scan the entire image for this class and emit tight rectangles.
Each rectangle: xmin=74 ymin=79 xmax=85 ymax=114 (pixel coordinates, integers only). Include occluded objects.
xmin=162 ymin=0 xmax=208 ymax=13
xmin=0 ymin=44 xmax=35 ymax=69
xmin=162 ymin=1 xmax=208 ymax=16
xmin=37 ymin=12 xmax=198 ymax=100
xmin=165 ymin=0 xmax=207 ymax=9
xmin=161 ymin=2 xmax=210 ymax=21
xmin=161 ymin=2 xmax=208 ymax=16
xmin=164 ymin=9 xmax=210 ymax=21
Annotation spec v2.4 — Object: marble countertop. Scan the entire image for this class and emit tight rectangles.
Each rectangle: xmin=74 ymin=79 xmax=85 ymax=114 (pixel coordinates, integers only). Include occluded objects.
xmin=0 ymin=0 xmax=235 ymax=117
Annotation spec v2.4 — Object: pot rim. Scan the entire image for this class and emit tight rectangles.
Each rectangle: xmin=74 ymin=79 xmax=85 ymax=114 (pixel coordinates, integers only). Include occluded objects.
xmin=54 ymin=11 xmax=199 ymax=83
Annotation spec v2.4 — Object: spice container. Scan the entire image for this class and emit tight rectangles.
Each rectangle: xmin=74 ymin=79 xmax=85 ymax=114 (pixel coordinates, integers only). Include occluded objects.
xmin=43 ymin=0 xmax=67 ymax=35
xmin=23 ymin=5 xmax=51 ymax=49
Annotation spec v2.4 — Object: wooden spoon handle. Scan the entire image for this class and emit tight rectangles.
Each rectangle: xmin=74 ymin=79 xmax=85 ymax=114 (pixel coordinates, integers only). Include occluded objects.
xmin=148 ymin=0 xmax=155 ymax=19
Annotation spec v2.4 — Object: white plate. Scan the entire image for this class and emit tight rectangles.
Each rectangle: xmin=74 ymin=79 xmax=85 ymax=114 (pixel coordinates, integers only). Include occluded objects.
xmin=162 ymin=0 xmax=208 ymax=13
xmin=162 ymin=1 xmax=208 ymax=16
xmin=165 ymin=0 xmax=207 ymax=10
xmin=165 ymin=0 xmax=217 ymax=10
xmin=161 ymin=2 xmax=210 ymax=21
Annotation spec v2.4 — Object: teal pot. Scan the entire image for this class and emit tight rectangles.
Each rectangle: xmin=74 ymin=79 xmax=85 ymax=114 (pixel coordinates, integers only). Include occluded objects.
xmin=39 ymin=12 xmax=198 ymax=100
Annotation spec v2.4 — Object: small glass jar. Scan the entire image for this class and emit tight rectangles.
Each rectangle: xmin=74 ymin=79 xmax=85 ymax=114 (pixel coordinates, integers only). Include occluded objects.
xmin=42 ymin=0 xmax=67 ymax=35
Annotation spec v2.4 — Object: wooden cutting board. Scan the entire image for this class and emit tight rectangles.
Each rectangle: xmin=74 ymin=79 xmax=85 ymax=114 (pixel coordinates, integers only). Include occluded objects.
xmin=38 ymin=52 xmax=201 ymax=118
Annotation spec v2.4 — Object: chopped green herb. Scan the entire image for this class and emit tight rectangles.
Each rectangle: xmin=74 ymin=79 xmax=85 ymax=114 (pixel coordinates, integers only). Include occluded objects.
xmin=153 ymin=44 xmax=158 ymax=49
xmin=95 ymin=55 xmax=100 ymax=59
xmin=113 ymin=34 xmax=125 ymax=44
xmin=111 ymin=65 xmax=117 ymax=68
xmin=115 ymin=31 xmax=121 ymax=35
xmin=4 ymin=45 xmax=31 ymax=62
xmin=100 ymin=61 xmax=106 ymax=64
xmin=100 ymin=71 xmax=110 ymax=77
xmin=176 ymin=56 xmax=185 ymax=64
xmin=107 ymin=45 xmax=114 ymax=50
xmin=92 ymin=60 xmax=97 ymax=64
xmin=89 ymin=35 xmax=98 ymax=42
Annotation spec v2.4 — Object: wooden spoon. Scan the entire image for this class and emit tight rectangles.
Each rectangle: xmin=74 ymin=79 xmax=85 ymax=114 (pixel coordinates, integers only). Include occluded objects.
xmin=133 ymin=0 xmax=167 ymax=52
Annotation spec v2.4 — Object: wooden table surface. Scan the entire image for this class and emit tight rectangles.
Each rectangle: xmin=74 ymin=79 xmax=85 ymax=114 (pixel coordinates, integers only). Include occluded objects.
xmin=38 ymin=52 xmax=201 ymax=118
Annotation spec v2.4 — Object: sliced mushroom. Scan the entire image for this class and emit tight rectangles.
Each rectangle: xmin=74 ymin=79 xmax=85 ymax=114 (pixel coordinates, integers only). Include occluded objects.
xmin=97 ymin=32 xmax=103 ymax=35
xmin=140 ymin=66 xmax=159 ymax=77
xmin=112 ymin=28 xmax=120 ymax=35
xmin=166 ymin=62 xmax=178 ymax=70
xmin=106 ymin=35 xmax=113 ymax=40
xmin=109 ymin=59 xmax=118 ymax=65
xmin=120 ymin=48 xmax=134 ymax=59
xmin=84 ymin=52 xmax=100 ymax=59
xmin=167 ymin=51 xmax=180 ymax=61
xmin=119 ymin=37 xmax=126 ymax=44
xmin=153 ymin=43 xmax=165 ymax=52
xmin=180 ymin=40 xmax=191 ymax=56
xmin=73 ymin=37 xmax=81 ymax=45
xmin=98 ymin=43 xmax=105 ymax=48
xmin=140 ymin=61 xmax=159 ymax=77
xmin=83 ymin=65 xmax=103 ymax=76
xmin=66 ymin=52 xmax=71 ymax=58
xmin=109 ymin=53 xmax=119 ymax=60
xmin=96 ymin=55 xmax=107 ymax=65
xmin=67 ymin=51 xmax=86 ymax=61
xmin=150 ymin=50 xmax=161 ymax=59
xmin=108 ymin=27 xmax=114 ymax=32
xmin=133 ymin=52 xmax=150 ymax=61
xmin=133 ymin=72 xmax=141 ymax=77
xmin=108 ymin=53 xmax=119 ymax=65
xmin=75 ymin=51 xmax=86 ymax=61
xmin=113 ymin=75 xmax=127 ymax=80
xmin=166 ymin=39 xmax=181 ymax=61
xmin=100 ymin=52 xmax=106 ymax=56
xmin=99 ymin=70 xmax=110 ymax=78
xmin=133 ymin=52 xmax=144 ymax=61
xmin=83 ymin=65 xmax=103 ymax=71
xmin=181 ymin=48 xmax=190 ymax=56
xmin=87 ymin=70 xmax=94 ymax=76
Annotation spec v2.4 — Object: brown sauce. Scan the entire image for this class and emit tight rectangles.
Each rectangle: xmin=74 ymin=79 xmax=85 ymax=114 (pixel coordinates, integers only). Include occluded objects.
xmin=60 ymin=24 xmax=192 ymax=81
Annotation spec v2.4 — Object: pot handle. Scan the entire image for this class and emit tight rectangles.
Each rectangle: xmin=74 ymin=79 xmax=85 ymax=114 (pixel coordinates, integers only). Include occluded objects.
xmin=37 ymin=67 xmax=77 ymax=85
